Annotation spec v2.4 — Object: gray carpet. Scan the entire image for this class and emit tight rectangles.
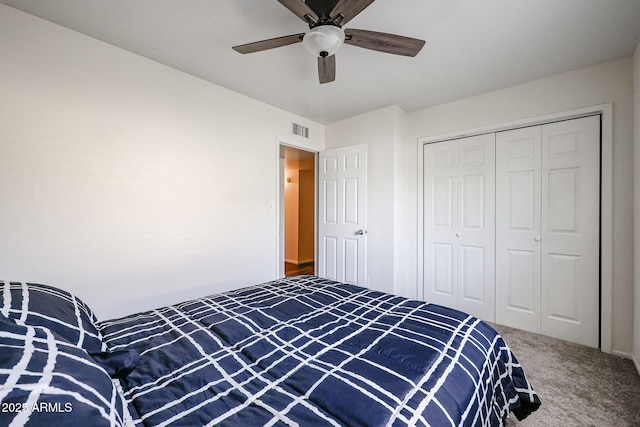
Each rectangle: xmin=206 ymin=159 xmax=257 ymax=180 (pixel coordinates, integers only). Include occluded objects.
xmin=490 ymin=323 xmax=640 ymax=426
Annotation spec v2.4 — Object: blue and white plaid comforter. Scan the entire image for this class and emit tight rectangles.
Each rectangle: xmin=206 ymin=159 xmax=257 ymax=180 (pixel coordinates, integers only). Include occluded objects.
xmin=98 ymin=276 xmax=540 ymax=426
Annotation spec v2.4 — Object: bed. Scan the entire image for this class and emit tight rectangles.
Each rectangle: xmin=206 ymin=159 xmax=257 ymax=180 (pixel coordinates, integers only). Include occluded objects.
xmin=1 ymin=276 xmax=540 ymax=426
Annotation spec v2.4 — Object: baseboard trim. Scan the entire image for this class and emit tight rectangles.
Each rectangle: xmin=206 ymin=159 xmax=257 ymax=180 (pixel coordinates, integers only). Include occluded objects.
xmin=611 ymin=349 xmax=632 ymax=359
xmin=633 ymin=354 xmax=640 ymax=376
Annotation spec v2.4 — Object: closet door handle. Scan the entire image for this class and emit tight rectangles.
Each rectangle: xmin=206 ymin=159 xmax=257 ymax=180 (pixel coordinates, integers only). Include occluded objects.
xmin=455 ymin=232 xmax=461 ymax=237
xmin=534 ymin=236 xmax=541 ymax=242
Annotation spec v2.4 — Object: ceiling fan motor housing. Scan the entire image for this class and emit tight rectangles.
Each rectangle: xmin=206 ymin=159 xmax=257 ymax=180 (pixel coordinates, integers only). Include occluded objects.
xmin=302 ymin=25 xmax=345 ymax=58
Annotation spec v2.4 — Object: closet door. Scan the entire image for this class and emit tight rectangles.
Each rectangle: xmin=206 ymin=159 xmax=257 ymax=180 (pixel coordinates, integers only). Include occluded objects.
xmin=495 ymin=126 xmax=542 ymax=333
xmin=496 ymin=116 xmax=600 ymax=347
xmin=423 ymin=134 xmax=495 ymax=321
xmin=541 ymin=116 xmax=600 ymax=348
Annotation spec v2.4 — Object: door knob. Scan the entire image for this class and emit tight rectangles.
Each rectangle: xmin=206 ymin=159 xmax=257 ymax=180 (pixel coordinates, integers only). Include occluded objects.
xmin=534 ymin=236 xmax=541 ymax=242
xmin=455 ymin=232 xmax=461 ymax=237
xmin=355 ymin=229 xmax=367 ymax=236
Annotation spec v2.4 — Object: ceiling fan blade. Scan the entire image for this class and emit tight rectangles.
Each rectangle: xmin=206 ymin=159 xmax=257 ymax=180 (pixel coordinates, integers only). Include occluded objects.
xmin=318 ymin=54 xmax=336 ymax=84
xmin=232 ymin=33 xmax=305 ymax=54
xmin=344 ymin=28 xmax=425 ymax=57
xmin=330 ymin=0 xmax=375 ymax=25
xmin=276 ymin=0 xmax=319 ymax=25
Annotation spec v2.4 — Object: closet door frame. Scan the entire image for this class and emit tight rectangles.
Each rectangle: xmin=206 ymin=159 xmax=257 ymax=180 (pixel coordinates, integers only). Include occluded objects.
xmin=417 ymin=103 xmax=613 ymax=354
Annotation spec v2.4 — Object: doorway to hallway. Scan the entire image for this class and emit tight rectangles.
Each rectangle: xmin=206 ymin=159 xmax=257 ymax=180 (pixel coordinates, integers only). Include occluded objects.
xmin=281 ymin=145 xmax=316 ymax=277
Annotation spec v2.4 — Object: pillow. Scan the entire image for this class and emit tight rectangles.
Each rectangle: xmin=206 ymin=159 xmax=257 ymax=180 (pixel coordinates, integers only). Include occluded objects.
xmin=0 ymin=315 xmax=127 ymax=427
xmin=0 ymin=281 xmax=105 ymax=354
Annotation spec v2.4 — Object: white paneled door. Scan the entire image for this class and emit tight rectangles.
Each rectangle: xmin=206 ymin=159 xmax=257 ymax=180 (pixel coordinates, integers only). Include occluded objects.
xmin=423 ymin=134 xmax=496 ymax=321
xmin=496 ymin=116 xmax=600 ymax=347
xmin=318 ymin=144 xmax=367 ymax=286
xmin=495 ymin=126 xmax=542 ymax=332
xmin=541 ymin=117 xmax=600 ymax=347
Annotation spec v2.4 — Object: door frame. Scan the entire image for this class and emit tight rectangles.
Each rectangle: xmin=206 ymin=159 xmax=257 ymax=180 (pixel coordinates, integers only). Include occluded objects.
xmin=417 ymin=103 xmax=613 ymax=353
xmin=276 ymin=140 xmax=319 ymax=279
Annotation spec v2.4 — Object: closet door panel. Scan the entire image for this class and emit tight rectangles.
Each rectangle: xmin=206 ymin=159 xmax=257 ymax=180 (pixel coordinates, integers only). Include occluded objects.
xmin=506 ymin=249 xmax=536 ymax=312
xmin=423 ymin=143 xmax=459 ymax=309
xmin=457 ymin=136 xmax=495 ymax=320
xmin=432 ymin=243 xmax=454 ymax=296
xmin=461 ymin=245 xmax=486 ymax=301
xmin=496 ymin=127 xmax=542 ymax=332
xmin=433 ymin=176 xmax=454 ymax=227
xmin=424 ymin=134 xmax=495 ymax=322
xmin=545 ymin=253 xmax=579 ymax=321
xmin=547 ymin=168 xmax=579 ymax=234
xmin=461 ymin=174 xmax=485 ymax=229
xmin=508 ymin=171 xmax=536 ymax=230
xmin=541 ymin=116 xmax=600 ymax=348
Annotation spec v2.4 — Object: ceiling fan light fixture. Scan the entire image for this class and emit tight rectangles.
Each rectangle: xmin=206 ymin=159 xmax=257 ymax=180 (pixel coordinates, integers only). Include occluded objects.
xmin=302 ymin=25 xmax=345 ymax=58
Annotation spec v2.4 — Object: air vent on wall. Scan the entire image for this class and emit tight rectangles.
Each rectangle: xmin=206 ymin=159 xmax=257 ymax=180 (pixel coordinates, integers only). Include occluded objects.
xmin=292 ymin=123 xmax=309 ymax=139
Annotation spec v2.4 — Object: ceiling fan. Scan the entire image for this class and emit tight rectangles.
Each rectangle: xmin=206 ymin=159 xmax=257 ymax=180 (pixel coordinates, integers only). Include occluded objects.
xmin=232 ymin=0 xmax=425 ymax=84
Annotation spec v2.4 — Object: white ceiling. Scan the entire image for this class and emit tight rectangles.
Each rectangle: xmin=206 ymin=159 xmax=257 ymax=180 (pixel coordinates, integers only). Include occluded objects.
xmin=2 ymin=0 xmax=640 ymax=124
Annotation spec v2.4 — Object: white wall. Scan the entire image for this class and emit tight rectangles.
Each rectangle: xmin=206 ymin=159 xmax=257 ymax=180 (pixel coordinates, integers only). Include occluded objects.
xmin=392 ymin=108 xmax=417 ymax=297
xmin=0 ymin=5 xmax=324 ymax=320
xmin=633 ymin=41 xmax=640 ymax=372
